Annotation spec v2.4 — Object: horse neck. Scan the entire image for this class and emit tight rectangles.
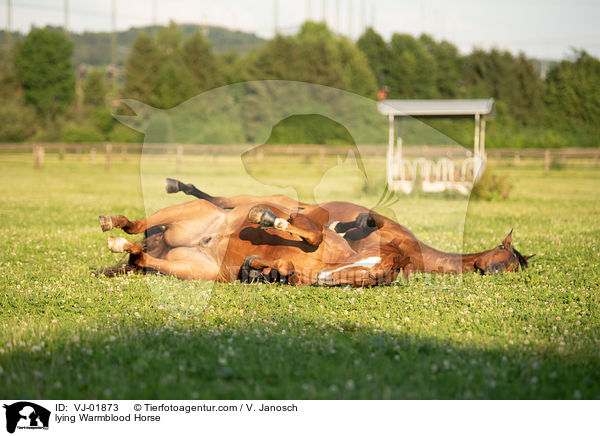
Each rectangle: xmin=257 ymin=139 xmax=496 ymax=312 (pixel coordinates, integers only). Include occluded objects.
xmin=417 ymin=243 xmax=493 ymax=273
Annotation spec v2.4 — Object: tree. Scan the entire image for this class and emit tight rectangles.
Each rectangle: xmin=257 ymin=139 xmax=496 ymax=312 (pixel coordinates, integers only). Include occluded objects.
xmin=247 ymin=22 xmax=377 ymax=97
xmin=419 ymin=35 xmax=461 ymax=97
xmin=182 ymin=31 xmax=223 ymax=92
xmin=387 ymin=33 xmax=437 ymax=98
xmin=545 ymin=50 xmax=600 ymax=129
xmin=357 ymin=28 xmax=389 ymax=88
xmin=16 ymin=27 xmax=75 ymax=118
xmin=122 ymin=32 xmax=162 ymax=104
xmin=83 ymin=68 xmax=106 ymax=106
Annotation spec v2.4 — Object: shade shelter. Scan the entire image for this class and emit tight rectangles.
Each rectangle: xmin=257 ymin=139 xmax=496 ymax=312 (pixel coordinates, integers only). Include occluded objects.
xmin=377 ymin=98 xmax=494 ymax=194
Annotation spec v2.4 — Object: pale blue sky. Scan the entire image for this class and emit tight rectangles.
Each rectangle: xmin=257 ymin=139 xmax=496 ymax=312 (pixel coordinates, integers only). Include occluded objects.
xmin=5 ymin=0 xmax=600 ymax=59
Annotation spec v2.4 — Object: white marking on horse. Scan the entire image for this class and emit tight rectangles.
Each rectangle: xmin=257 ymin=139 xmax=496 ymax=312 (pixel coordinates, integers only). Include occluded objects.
xmin=274 ymin=218 xmax=289 ymax=231
xmin=327 ymin=256 xmax=381 ymax=273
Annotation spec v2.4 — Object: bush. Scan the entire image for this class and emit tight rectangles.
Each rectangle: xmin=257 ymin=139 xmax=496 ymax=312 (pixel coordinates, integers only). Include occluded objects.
xmin=61 ymin=122 xmax=105 ymax=142
xmin=0 ymin=102 xmax=37 ymax=141
xmin=471 ymin=165 xmax=513 ymax=201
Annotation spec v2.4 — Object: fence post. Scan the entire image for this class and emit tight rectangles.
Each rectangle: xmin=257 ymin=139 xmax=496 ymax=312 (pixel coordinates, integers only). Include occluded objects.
xmin=121 ymin=145 xmax=127 ymax=162
xmin=90 ymin=147 xmax=97 ymax=164
xmin=319 ymin=146 xmax=325 ymax=174
xmin=34 ymin=145 xmax=44 ymax=169
xmin=176 ymin=145 xmax=183 ymax=173
xmin=595 ymin=151 xmax=599 ymax=167
xmin=514 ymin=151 xmax=520 ymax=167
xmin=544 ymin=149 xmax=551 ymax=174
xmin=105 ymin=144 xmax=112 ymax=171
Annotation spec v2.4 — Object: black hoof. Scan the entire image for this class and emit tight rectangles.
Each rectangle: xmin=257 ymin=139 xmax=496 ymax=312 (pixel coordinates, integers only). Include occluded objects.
xmin=239 ymin=255 xmax=262 ymax=283
xmin=165 ymin=178 xmax=181 ymax=194
xmin=248 ymin=206 xmax=277 ymax=228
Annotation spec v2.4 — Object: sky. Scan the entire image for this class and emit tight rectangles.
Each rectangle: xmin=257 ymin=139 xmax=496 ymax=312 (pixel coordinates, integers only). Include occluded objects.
xmin=5 ymin=0 xmax=600 ymax=59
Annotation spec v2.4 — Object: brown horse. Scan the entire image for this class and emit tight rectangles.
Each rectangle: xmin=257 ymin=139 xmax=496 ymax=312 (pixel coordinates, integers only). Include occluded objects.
xmin=165 ymin=178 xmax=534 ymax=275
xmin=99 ymin=199 xmax=408 ymax=287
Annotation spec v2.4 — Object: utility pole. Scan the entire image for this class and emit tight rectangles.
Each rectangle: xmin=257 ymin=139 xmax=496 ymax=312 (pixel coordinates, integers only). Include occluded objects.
xmin=64 ymin=0 xmax=69 ymax=35
xmin=274 ymin=0 xmax=278 ymax=35
xmin=371 ymin=0 xmax=375 ymax=28
xmin=347 ymin=0 xmax=352 ymax=39
xmin=111 ymin=0 xmax=116 ymax=67
xmin=306 ymin=0 xmax=311 ymax=21
xmin=152 ymin=0 xmax=157 ymax=34
xmin=336 ymin=0 xmax=340 ymax=33
xmin=6 ymin=0 xmax=12 ymax=47
xmin=322 ymin=0 xmax=326 ymax=23
xmin=360 ymin=0 xmax=364 ymax=33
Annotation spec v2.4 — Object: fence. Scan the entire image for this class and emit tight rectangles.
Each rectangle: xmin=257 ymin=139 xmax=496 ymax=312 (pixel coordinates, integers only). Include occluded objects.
xmin=2 ymin=143 xmax=600 ymax=173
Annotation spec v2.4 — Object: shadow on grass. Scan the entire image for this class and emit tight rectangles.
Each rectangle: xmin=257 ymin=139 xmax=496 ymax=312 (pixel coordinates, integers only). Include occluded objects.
xmin=1 ymin=318 xmax=598 ymax=400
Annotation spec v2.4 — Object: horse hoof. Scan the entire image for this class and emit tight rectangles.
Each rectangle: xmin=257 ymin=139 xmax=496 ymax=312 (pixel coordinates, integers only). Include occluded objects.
xmin=99 ymin=215 xmax=113 ymax=232
xmin=165 ymin=178 xmax=181 ymax=194
xmin=107 ymin=236 xmax=128 ymax=253
xmin=326 ymin=221 xmax=340 ymax=232
xmin=248 ymin=206 xmax=277 ymax=228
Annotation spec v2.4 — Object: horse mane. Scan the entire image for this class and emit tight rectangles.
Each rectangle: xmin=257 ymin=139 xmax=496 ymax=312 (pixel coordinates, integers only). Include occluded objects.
xmin=513 ymin=247 xmax=529 ymax=269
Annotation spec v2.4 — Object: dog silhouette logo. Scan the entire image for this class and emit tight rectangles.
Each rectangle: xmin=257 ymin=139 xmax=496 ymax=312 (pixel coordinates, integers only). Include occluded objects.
xmin=3 ymin=402 xmax=50 ymax=433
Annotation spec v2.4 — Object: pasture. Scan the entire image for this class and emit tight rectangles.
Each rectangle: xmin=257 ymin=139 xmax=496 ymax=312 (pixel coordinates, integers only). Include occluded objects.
xmin=0 ymin=151 xmax=599 ymax=399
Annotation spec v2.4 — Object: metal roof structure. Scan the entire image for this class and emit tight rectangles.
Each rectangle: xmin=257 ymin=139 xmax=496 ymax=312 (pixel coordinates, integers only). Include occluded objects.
xmin=379 ymin=98 xmax=495 ymax=194
xmin=378 ymin=98 xmax=494 ymax=117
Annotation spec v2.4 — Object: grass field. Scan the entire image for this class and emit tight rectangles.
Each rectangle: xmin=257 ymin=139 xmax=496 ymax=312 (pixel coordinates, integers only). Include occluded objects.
xmin=0 ymin=152 xmax=599 ymax=399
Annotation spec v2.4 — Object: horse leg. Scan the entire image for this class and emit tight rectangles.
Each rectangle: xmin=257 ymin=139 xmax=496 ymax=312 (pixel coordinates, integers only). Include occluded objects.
xmin=327 ymin=212 xmax=382 ymax=234
xmin=238 ymin=254 xmax=297 ymax=284
xmin=247 ymin=205 xmax=324 ymax=246
xmin=107 ymin=237 xmax=219 ymax=281
xmin=165 ymin=178 xmax=305 ymax=210
xmin=99 ymin=199 xmax=224 ymax=238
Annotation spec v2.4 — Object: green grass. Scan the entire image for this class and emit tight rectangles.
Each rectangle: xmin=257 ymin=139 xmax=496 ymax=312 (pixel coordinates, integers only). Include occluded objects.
xmin=0 ymin=152 xmax=599 ymax=399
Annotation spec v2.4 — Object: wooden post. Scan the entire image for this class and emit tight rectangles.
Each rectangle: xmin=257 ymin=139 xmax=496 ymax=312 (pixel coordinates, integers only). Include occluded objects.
xmin=121 ymin=145 xmax=127 ymax=162
xmin=176 ymin=145 xmax=183 ymax=173
xmin=105 ymin=143 xmax=112 ymax=171
xmin=396 ymin=118 xmax=403 ymax=163
xmin=319 ymin=145 xmax=325 ymax=174
xmin=34 ymin=145 xmax=44 ymax=169
xmin=90 ymin=147 xmax=96 ymax=164
xmin=480 ymin=118 xmax=486 ymax=160
xmin=474 ymin=113 xmax=480 ymax=161
xmin=387 ymin=114 xmax=395 ymax=186
xmin=59 ymin=145 xmax=66 ymax=160
xmin=544 ymin=149 xmax=551 ymax=174
xmin=514 ymin=152 xmax=520 ymax=167
xmin=595 ymin=151 xmax=599 ymax=167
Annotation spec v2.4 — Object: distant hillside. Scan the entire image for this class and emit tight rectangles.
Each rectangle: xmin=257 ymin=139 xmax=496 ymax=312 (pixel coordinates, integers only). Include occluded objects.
xmin=0 ymin=24 xmax=265 ymax=66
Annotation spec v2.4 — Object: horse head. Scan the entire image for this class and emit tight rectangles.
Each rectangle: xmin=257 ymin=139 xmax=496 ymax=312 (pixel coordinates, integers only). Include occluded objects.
xmin=474 ymin=230 xmax=534 ymax=274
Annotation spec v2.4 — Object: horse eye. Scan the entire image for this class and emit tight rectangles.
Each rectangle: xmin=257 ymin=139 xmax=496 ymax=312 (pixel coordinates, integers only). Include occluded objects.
xmin=499 ymin=245 xmax=505 ymax=250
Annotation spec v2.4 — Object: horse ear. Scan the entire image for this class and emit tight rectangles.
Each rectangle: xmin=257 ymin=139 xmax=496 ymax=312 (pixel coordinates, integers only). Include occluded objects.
xmin=502 ymin=229 xmax=513 ymax=247
xmin=112 ymin=99 xmax=157 ymax=132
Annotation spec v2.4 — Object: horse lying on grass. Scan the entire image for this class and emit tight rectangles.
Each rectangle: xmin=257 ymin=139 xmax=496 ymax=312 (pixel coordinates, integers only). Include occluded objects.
xmin=164 ymin=178 xmax=534 ymax=276
xmin=99 ymin=199 xmax=409 ymax=287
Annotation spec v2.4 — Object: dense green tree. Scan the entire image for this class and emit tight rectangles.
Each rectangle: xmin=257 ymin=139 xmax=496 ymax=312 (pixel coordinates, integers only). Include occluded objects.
xmin=182 ymin=31 xmax=223 ymax=92
xmin=83 ymin=68 xmax=106 ymax=106
xmin=16 ymin=27 xmax=75 ymax=118
xmin=462 ymin=48 xmax=544 ymax=125
xmin=122 ymin=23 xmax=222 ymax=108
xmin=545 ymin=50 xmax=600 ymax=129
xmin=248 ymin=22 xmax=377 ymax=97
xmin=387 ymin=33 xmax=438 ymax=98
xmin=419 ymin=35 xmax=461 ymax=97
xmin=122 ymin=32 xmax=162 ymax=103
xmin=356 ymin=28 xmax=390 ymax=87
